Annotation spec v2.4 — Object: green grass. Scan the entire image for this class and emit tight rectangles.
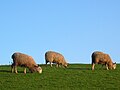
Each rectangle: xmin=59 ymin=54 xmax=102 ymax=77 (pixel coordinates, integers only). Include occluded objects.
xmin=0 ymin=64 xmax=120 ymax=90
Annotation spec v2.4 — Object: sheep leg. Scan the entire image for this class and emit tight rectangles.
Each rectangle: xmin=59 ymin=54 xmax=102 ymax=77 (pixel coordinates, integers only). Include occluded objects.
xmin=46 ymin=60 xmax=48 ymax=65
xmin=13 ymin=66 xmax=15 ymax=73
xmin=11 ymin=67 xmax=14 ymax=73
xmin=15 ymin=66 xmax=18 ymax=73
xmin=58 ymin=64 xmax=61 ymax=67
xmin=92 ymin=63 xmax=95 ymax=70
xmin=11 ymin=63 xmax=14 ymax=73
xmin=56 ymin=64 xmax=59 ymax=67
xmin=24 ymin=68 xmax=26 ymax=74
xmin=50 ymin=62 xmax=52 ymax=67
xmin=11 ymin=65 xmax=14 ymax=73
xmin=106 ymin=64 xmax=109 ymax=70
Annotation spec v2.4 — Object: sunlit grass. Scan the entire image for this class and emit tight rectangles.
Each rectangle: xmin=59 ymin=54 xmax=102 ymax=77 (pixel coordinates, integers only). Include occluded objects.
xmin=0 ymin=64 xmax=120 ymax=90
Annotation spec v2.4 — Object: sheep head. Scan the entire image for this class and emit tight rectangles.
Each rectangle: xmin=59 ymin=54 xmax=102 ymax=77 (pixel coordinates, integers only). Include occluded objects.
xmin=112 ymin=62 xmax=116 ymax=69
xmin=30 ymin=65 xmax=42 ymax=73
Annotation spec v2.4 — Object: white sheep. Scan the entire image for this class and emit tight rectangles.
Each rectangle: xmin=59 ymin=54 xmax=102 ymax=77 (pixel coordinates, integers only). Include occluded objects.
xmin=11 ymin=52 xmax=42 ymax=74
xmin=45 ymin=51 xmax=68 ymax=67
xmin=91 ymin=51 xmax=116 ymax=70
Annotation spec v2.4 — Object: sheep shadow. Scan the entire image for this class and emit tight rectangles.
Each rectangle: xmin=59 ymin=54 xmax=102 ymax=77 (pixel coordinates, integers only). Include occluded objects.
xmin=0 ymin=69 xmax=33 ymax=74
xmin=67 ymin=67 xmax=91 ymax=70
xmin=0 ymin=70 xmax=11 ymax=73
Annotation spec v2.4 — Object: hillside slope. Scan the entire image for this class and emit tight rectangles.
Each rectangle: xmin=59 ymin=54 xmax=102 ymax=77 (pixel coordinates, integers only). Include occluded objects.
xmin=0 ymin=64 xmax=120 ymax=90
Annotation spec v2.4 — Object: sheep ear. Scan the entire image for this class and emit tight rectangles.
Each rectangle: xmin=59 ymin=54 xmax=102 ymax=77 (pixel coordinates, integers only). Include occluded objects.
xmin=113 ymin=62 xmax=116 ymax=64
xmin=34 ymin=65 xmax=38 ymax=67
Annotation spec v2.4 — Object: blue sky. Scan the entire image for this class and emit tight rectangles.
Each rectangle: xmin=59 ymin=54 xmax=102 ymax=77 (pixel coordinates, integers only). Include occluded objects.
xmin=0 ymin=0 xmax=120 ymax=64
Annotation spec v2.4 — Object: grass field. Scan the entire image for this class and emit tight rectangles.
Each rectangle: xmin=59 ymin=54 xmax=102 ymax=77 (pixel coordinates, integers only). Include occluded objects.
xmin=0 ymin=64 xmax=120 ymax=90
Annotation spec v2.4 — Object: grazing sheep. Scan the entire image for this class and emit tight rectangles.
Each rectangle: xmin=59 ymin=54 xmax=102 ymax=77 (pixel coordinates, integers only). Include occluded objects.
xmin=45 ymin=51 xmax=68 ymax=68
xmin=91 ymin=51 xmax=116 ymax=70
xmin=11 ymin=52 xmax=42 ymax=74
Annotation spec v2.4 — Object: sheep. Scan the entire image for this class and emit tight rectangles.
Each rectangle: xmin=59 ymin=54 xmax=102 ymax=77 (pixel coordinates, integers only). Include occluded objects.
xmin=45 ymin=51 xmax=68 ymax=68
xmin=91 ymin=51 xmax=116 ymax=70
xmin=11 ymin=52 xmax=42 ymax=74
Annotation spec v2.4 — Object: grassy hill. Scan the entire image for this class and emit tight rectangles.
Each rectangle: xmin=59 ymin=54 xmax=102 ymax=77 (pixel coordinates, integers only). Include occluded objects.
xmin=0 ymin=64 xmax=120 ymax=90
